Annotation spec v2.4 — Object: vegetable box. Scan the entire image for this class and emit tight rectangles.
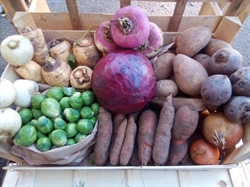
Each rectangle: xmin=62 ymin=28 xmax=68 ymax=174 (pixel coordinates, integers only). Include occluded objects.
xmin=1 ymin=0 xmax=250 ymax=170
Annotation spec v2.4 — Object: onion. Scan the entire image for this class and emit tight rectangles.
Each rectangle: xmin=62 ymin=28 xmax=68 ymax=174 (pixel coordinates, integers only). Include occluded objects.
xmin=0 ymin=108 xmax=22 ymax=141
xmin=13 ymin=79 xmax=39 ymax=107
xmin=94 ymin=21 xmax=120 ymax=55
xmin=110 ymin=5 xmax=150 ymax=48
xmin=0 ymin=78 xmax=17 ymax=108
xmin=202 ymin=112 xmax=243 ymax=150
xmin=137 ymin=22 xmax=164 ymax=58
xmin=190 ymin=138 xmax=220 ymax=165
xmin=0 ymin=35 xmax=34 ymax=66
xmin=92 ymin=49 xmax=156 ymax=114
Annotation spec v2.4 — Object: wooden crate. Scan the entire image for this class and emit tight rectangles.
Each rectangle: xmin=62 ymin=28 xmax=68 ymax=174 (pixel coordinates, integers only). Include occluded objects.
xmin=0 ymin=0 xmax=250 ymax=168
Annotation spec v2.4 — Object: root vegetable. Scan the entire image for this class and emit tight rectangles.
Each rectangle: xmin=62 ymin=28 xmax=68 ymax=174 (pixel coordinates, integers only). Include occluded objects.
xmin=137 ymin=109 xmax=158 ymax=165
xmin=0 ymin=108 xmax=22 ymax=141
xmin=223 ymin=96 xmax=250 ymax=123
xmin=172 ymin=105 xmax=199 ymax=141
xmin=155 ymin=79 xmax=178 ymax=98
xmin=176 ymin=26 xmax=212 ymax=57
xmin=137 ymin=22 xmax=164 ymax=58
xmin=200 ymin=74 xmax=232 ymax=111
xmin=209 ymin=47 xmax=242 ymax=76
xmin=49 ymin=38 xmax=72 ymax=62
xmin=153 ymin=52 xmax=175 ymax=80
xmin=0 ymin=35 xmax=34 ymax=66
xmin=109 ymin=119 xmax=127 ymax=166
xmin=94 ymin=107 xmax=113 ymax=166
xmin=120 ymin=115 xmax=137 ymax=166
xmin=190 ymin=138 xmax=220 ymax=165
xmin=152 ymin=95 xmax=175 ymax=165
xmin=21 ymin=27 xmax=49 ymax=66
xmin=193 ymin=53 xmax=212 ymax=75
xmin=202 ymin=112 xmax=243 ymax=150
xmin=167 ymin=139 xmax=188 ymax=165
xmin=172 ymin=54 xmax=208 ymax=96
xmin=13 ymin=79 xmax=39 ymax=107
xmin=129 ymin=142 xmax=141 ymax=166
xmin=229 ymin=66 xmax=250 ymax=97
xmin=15 ymin=60 xmax=46 ymax=83
xmin=110 ymin=5 xmax=150 ymax=48
xmin=203 ymin=38 xmax=232 ymax=57
xmin=94 ymin=21 xmax=120 ymax=55
xmin=69 ymin=66 xmax=93 ymax=90
xmin=73 ymin=37 xmax=102 ymax=69
xmin=42 ymin=57 xmax=72 ymax=87
xmin=0 ymin=78 xmax=16 ymax=108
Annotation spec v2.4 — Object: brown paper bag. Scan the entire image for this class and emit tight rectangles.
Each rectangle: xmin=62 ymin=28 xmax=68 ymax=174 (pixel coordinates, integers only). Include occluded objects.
xmin=10 ymin=122 xmax=98 ymax=165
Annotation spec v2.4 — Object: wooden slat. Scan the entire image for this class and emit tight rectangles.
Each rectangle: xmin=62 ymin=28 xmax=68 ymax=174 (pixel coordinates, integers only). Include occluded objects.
xmin=120 ymin=0 xmax=131 ymax=7
xmin=65 ymin=0 xmax=82 ymax=30
xmin=168 ymin=0 xmax=188 ymax=31
xmin=1 ymin=0 xmax=28 ymax=19
xmin=199 ymin=2 xmax=223 ymax=15
xmin=28 ymin=0 xmax=50 ymax=12
xmin=225 ymin=0 xmax=249 ymax=17
xmin=213 ymin=16 xmax=242 ymax=43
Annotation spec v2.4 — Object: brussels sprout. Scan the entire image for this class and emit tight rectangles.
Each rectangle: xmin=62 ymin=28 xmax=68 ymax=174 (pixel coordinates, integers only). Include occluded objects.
xmin=77 ymin=119 xmax=93 ymax=135
xmin=41 ymin=98 xmax=61 ymax=118
xmin=65 ymin=123 xmax=78 ymax=138
xmin=53 ymin=117 xmax=67 ymax=130
xmin=49 ymin=129 xmax=67 ymax=147
xmin=46 ymin=86 xmax=64 ymax=101
xmin=13 ymin=125 xmax=37 ymax=147
xmin=90 ymin=102 xmax=100 ymax=116
xmin=59 ymin=97 xmax=71 ymax=110
xmin=29 ymin=119 xmax=38 ymax=128
xmin=36 ymin=137 xmax=52 ymax=152
xmin=37 ymin=116 xmax=54 ymax=134
xmin=89 ymin=116 xmax=97 ymax=126
xmin=37 ymin=131 xmax=47 ymax=139
xmin=65 ymin=138 xmax=76 ymax=146
xmin=74 ymin=132 xmax=87 ymax=143
xmin=19 ymin=108 xmax=33 ymax=125
xmin=81 ymin=90 xmax=95 ymax=106
xmin=69 ymin=92 xmax=83 ymax=109
xmin=80 ymin=106 xmax=94 ymax=119
xmin=31 ymin=94 xmax=46 ymax=108
xmin=63 ymin=108 xmax=80 ymax=123
xmin=32 ymin=108 xmax=43 ymax=119
xmin=63 ymin=87 xmax=76 ymax=97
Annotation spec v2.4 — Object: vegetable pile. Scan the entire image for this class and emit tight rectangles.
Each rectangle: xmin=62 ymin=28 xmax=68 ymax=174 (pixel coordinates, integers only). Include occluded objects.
xmin=0 ymin=5 xmax=249 ymax=166
xmin=14 ymin=86 xmax=99 ymax=152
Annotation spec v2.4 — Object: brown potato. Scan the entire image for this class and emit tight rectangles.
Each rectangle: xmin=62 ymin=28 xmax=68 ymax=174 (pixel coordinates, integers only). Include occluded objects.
xmin=203 ymin=38 xmax=232 ymax=57
xmin=172 ymin=54 xmax=208 ymax=96
xmin=193 ymin=53 xmax=212 ymax=75
xmin=176 ymin=26 xmax=212 ymax=57
xmin=153 ymin=52 xmax=175 ymax=80
xmin=155 ymin=79 xmax=178 ymax=98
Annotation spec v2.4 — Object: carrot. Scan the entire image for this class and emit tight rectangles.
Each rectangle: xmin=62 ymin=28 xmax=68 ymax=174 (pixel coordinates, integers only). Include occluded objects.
xmin=166 ymin=138 xmax=188 ymax=165
xmin=109 ymin=118 xmax=127 ymax=166
xmin=137 ymin=109 xmax=158 ymax=165
xmin=120 ymin=115 xmax=137 ymax=166
xmin=109 ymin=113 xmax=126 ymax=156
xmin=129 ymin=142 xmax=141 ymax=166
xmin=93 ymin=107 xmax=113 ymax=166
xmin=172 ymin=105 xmax=199 ymax=141
xmin=152 ymin=95 xmax=175 ymax=165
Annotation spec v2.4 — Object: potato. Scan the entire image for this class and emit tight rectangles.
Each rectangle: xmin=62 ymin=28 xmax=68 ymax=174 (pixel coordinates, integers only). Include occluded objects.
xmin=172 ymin=54 xmax=208 ymax=96
xmin=193 ymin=53 xmax=212 ymax=75
xmin=153 ymin=53 xmax=175 ymax=80
xmin=155 ymin=79 xmax=178 ymax=98
xmin=223 ymin=96 xmax=250 ymax=123
xmin=200 ymin=74 xmax=232 ymax=111
xmin=176 ymin=26 xmax=212 ymax=57
xmin=229 ymin=66 xmax=250 ymax=97
xmin=203 ymin=38 xmax=232 ymax=57
xmin=209 ymin=47 xmax=242 ymax=76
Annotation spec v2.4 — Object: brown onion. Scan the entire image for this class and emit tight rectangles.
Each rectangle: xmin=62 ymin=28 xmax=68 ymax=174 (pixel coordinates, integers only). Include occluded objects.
xmin=190 ymin=138 xmax=220 ymax=165
xmin=202 ymin=112 xmax=243 ymax=150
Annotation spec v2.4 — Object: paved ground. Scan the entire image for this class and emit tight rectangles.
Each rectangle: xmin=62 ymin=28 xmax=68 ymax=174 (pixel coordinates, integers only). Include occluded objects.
xmin=0 ymin=0 xmax=249 ymax=184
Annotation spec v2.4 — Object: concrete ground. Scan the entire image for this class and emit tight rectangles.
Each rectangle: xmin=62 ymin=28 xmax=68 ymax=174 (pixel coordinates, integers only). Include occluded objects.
xmin=0 ymin=0 xmax=249 ymax=184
